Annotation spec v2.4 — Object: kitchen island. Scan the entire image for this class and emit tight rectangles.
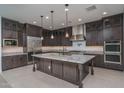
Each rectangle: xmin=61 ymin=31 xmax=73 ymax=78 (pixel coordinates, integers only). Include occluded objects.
xmin=32 ymin=53 xmax=95 ymax=88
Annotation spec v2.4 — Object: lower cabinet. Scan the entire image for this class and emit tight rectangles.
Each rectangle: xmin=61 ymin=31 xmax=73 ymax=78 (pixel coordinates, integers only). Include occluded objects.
xmin=63 ymin=62 xmax=79 ymax=84
xmin=36 ymin=58 xmax=90 ymax=85
xmin=52 ymin=60 xmax=63 ymax=78
xmin=2 ymin=54 xmax=27 ymax=71
xmin=36 ymin=58 xmax=44 ymax=72
xmin=94 ymin=55 xmax=104 ymax=67
xmin=92 ymin=54 xmax=123 ymax=71
xmin=2 ymin=56 xmax=13 ymax=70
xmin=43 ymin=58 xmax=52 ymax=74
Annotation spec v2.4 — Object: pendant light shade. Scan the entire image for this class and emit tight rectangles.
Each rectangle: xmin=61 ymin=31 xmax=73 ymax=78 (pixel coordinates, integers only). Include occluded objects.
xmin=65 ymin=32 xmax=69 ymax=38
xmin=40 ymin=16 xmax=44 ymax=40
xmin=65 ymin=4 xmax=69 ymax=38
xmin=50 ymin=10 xmax=54 ymax=39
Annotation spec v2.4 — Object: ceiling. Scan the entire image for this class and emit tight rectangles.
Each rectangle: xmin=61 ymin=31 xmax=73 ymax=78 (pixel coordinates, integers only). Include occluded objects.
xmin=0 ymin=4 xmax=124 ymax=30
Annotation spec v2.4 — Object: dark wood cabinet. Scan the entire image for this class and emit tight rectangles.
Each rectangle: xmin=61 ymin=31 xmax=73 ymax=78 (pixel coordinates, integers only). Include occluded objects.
xmin=2 ymin=54 xmax=27 ymax=71
xmin=2 ymin=18 xmax=19 ymax=39
xmin=2 ymin=18 xmax=27 ymax=48
xmin=2 ymin=56 xmax=13 ymax=70
xmin=86 ymin=13 xmax=123 ymax=46
xmin=42 ymin=27 xmax=72 ymax=46
xmin=26 ymin=23 xmax=42 ymax=37
xmin=103 ymin=14 xmax=123 ymax=41
xmin=103 ymin=13 xmax=123 ymax=29
xmin=103 ymin=26 xmax=122 ymax=41
xmin=2 ymin=18 xmax=18 ymax=31
xmin=52 ymin=60 xmax=63 ymax=78
xmin=43 ymin=58 xmax=52 ymax=74
xmin=86 ymin=20 xmax=103 ymax=46
xmin=18 ymin=23 xmax=26 ymax=47
xmin=93 ymin=55 xmax=104 ymax=67
xmin=2 ymin=29 xmax=18 ymax=39
xmin=63 ymin=62 xmax=78 ymax=83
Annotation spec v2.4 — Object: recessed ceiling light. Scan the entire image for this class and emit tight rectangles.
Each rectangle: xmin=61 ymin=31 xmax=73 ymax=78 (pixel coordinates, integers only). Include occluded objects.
xmin=78 ymin=18 xmax=82 ymax=22
xmin=49 ymin=26 xmax=52 ymax=29
xmin=33 ymin=21 xmax=37 ymax=24
xmin=46 ymin=16 xmax=49 ymax=19
xmin=65 ymin=8 xmax=69 ymax=11
xmin=103 ymin=12 xmax=107 ymax=15
xmin=62 ymin=23 xmax=65 ymax=26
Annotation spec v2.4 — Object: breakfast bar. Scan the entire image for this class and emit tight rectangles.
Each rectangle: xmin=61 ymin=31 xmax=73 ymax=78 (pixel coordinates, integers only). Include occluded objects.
xmin=32 ymin=53 xmax=95 ymax=88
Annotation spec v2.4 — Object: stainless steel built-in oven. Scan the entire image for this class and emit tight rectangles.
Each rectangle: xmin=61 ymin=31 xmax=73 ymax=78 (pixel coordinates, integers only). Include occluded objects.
xmin=104 ymin=40 xmax=121 ymax=64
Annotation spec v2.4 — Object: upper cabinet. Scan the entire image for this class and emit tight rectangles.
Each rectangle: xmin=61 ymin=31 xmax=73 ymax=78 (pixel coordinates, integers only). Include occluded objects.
xmin=25 ymin=23 xmax=42 ymax=37
xmin=103 ymin=14 xmax=123 ymax=29
xmin=42 ymin=27 xmax=72 ymax=46
xmin=2 ymin=18 xmax=19 ymax=39
xmin=103 ymin=14 xmax=123 ymax=41
xmin=2 ymin=18 xmax=27 ymax=48
xmin=2 ymin=18 xmax=18 ymax=31
xmin=86 ymin=20 xmax=103 ymax=46
xmin=86 ymin=13 xmax=123 ymax=46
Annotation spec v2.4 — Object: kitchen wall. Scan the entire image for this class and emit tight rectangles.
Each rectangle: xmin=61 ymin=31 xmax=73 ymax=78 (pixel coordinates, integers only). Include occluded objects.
xmin=0 ymin=16 xmax=2 ymax=73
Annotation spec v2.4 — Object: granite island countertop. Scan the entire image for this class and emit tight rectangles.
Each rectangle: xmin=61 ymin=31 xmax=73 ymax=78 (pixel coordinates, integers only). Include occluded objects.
xmin=32 ymin=53 xmax=95 ymax=64
xmin=2 ymin=52 xmax=28 ymax=56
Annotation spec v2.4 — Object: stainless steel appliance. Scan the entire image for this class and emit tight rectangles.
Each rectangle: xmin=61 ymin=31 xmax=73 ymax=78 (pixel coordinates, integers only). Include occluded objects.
xmin=3 ymin=39 xmax=18 ymax=47
xmin=104 ymin=40 xmax=121 ymax=64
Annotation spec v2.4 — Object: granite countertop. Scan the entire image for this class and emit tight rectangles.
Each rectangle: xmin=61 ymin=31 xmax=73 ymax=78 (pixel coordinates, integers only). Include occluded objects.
xmin=2 ymin=52 xmax=28 ymax=56
xmin=83 ymin=50 xmax=103 ymax=55
xmin=32 ymin=53 xmax=95 ymax=64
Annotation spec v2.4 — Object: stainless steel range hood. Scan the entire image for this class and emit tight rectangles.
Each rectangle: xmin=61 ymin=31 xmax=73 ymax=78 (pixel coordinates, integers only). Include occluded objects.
xmin=70 ymin=24 xmax=86 ymax=41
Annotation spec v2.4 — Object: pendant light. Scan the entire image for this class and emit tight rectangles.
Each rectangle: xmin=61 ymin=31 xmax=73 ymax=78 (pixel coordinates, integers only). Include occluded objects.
xmin=40 ymin=16 xmax=44 ymax=40
xmin=65 ymin=4 xmax=69 ymax=38
xmin=50 ymin=10 xmax=54 ymax=39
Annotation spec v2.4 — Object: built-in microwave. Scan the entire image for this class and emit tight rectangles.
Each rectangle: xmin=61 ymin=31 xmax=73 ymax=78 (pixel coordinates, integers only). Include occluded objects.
xmin=3 ymin=39 xmax=18 ymax=47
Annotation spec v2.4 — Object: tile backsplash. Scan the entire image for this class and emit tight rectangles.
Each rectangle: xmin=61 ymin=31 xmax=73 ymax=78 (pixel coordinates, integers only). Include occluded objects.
xmin=2 ymin=47 xmax=23 ymax=54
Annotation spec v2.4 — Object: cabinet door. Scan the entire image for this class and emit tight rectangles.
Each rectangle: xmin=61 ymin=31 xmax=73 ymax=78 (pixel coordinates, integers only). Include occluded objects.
xmin=20 ymin=55 xmax=27 ymax=66
xmin=36 ymin=58 xmax=44 ymax=71
xmin=52 ymin=60 xmax=63 ymax=78
xmin=63 ymin=62 xmax=78 ymax=83
xmin=2 ymin=29 xmax=17 ymax=39
xmin=86 ymin=30 xmax=98 ymax=46
xmin=43 ymin=59 xmax=52 ymax=74
xmin=103 ymin=26 xmax=122 ymax=41
xmin=26 ymin=24 xmax=42 ymax=37
xmin=2 ymin=56 xmax=13 ymax=71
xmin=12 ymin=55 xmax=19 ymax=68
xmin=94 ymin=55 xmax=104 ymax=67
xmin=97 ymin=30 xmax=103 ymax=45
xmin=18 ymin=31 xmax=23 ymax=46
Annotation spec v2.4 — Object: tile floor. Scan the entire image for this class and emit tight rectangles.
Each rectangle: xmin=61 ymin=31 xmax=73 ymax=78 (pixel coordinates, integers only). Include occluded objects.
xmin=1 ymin=65 xmax=124 ymax=88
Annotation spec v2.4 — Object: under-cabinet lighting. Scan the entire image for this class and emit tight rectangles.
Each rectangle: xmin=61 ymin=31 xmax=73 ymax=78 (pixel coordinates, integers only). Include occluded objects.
xmin=62 ymin=23 xmax=65 ymax=25
xmin=78 ymin=18 xmax=82 ymax=22
xmin=33 ymin=21 xmax=37 ymax=24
